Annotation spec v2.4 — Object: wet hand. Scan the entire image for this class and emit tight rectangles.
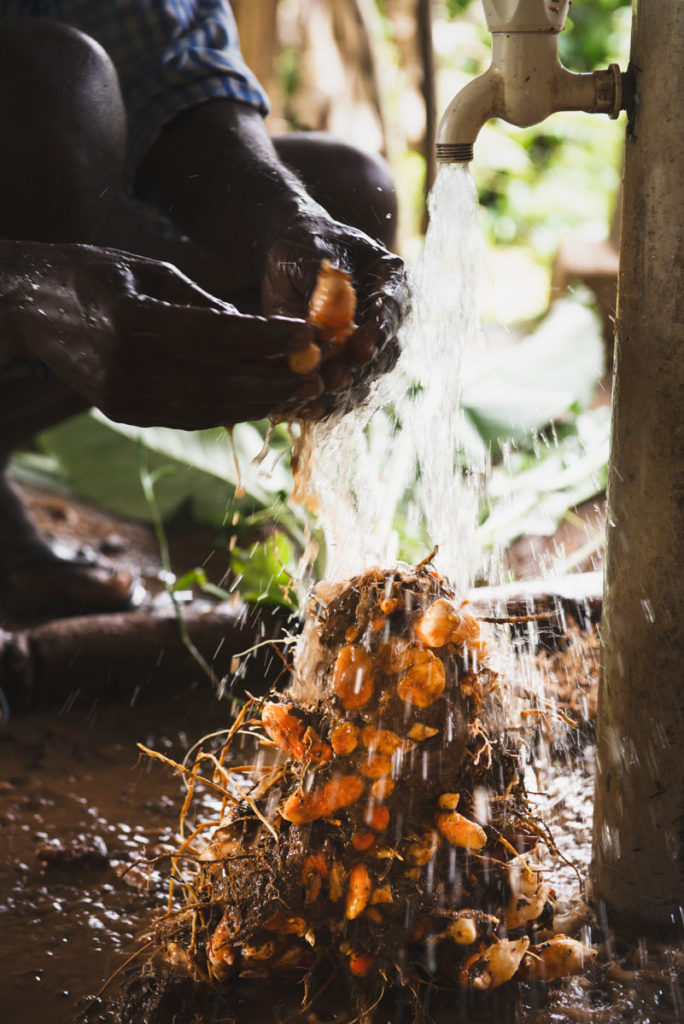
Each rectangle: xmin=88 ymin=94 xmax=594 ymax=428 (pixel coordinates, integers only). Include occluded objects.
xmin=261 ymin=212 xmax=409 ymax=418
xmin=9 ymin=244 xmax=323 ymax=429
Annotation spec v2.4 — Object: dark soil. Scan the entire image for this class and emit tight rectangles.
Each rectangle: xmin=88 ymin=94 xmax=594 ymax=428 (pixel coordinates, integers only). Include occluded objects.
xmin=0 ymin=486 xmax=679 ymax=1024
xmin=3 ymin=688 xmax=680 ymax=1024
xmin=0 ymin=690 xmax=224 ymax=1024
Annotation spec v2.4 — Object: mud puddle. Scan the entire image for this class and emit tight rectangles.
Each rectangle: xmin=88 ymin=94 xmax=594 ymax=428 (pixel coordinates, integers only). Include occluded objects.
xmin=1 ymin=684 xmax=681 ymax=1024
xmin=0 ymin=690 xmax=223 ymax=1023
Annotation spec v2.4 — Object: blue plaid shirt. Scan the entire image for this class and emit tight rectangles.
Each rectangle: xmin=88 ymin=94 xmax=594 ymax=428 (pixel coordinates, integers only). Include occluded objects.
xmin=0 ymin=0 xmax=269 ymax=179
xmin=0 ymin=1 xmax=272 ymax=380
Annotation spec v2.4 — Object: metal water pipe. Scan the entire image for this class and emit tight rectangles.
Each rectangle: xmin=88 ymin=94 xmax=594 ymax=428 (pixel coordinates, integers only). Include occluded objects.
xmin=592 ymin=2 xmax=684 ymax=931
xmin=435 ymin=0 xmax=684 ymax=930
xmin=436 ymin=0 xmax=623 ymax=164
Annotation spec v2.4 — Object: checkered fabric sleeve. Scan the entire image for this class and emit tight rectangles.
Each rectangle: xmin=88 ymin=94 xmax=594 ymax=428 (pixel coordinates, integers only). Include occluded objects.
xmin=0 ymin=0 xmax=270 ymax=181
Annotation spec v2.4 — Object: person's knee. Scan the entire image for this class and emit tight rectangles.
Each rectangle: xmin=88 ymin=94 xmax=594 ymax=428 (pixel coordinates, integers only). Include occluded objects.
xmin=273 ymin=133 xmax=398 ymax=249
xmin=0 ymin=19 xmax=126 ymax=243
xmin=338 ymin=144 xmax=398 ymax=249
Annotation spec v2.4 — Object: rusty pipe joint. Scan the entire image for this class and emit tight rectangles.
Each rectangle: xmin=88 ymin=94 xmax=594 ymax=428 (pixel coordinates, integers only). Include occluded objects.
xmin=436 ymin=0 xmax=623 ymax=163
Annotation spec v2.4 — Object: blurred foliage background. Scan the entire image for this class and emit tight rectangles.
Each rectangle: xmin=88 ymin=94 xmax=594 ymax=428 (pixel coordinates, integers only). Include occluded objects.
xmin=15 ymin=0 xmax=634 ymax=600
xmin=232 ymin=0 xmax=630 ymax=321
xmin=430 ymin=0 xmax=630 ymax=322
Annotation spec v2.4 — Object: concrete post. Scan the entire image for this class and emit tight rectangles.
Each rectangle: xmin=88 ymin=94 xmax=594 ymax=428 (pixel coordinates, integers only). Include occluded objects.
xmin=592 ymin=2 xmax=684 ymax=927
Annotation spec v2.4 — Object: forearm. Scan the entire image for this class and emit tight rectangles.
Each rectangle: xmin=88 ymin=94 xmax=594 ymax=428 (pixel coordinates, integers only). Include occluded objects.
xmin=135 ymin=100 xmax=329 ymax=285
xmin=0 ymin=241 xmax=75 ymax=358
xmin=0 ymin=240 xmax=117 ymax=404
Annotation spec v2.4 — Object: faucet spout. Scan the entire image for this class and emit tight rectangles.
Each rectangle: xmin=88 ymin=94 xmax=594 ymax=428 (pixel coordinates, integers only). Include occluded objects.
xmin=436 ymin=1 xmax=623 ymax=164
xmin=436 ymin=70 xmax=501 ymax=163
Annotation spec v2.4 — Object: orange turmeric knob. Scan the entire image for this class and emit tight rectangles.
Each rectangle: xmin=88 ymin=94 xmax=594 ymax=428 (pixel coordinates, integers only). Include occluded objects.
xmin=397 ymin=650 xmax=446 ymax=708
xmin=349 ymin=951 xmax=374 ymax=977
xmin=262 ymin=703 xmax=331 ymax=763
xmin=281 ymin=774 xmax=364 ymax=825
xmin=308 ymin=259 xmax=357 ymax=344
xmin=332 ymin=644 xmax=375 ymax=709
xmin=345 ymin=864 xmax=373 ymax=919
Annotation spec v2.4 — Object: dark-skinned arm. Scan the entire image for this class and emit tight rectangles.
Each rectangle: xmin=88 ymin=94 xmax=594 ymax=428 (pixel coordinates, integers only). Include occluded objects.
xmin=0 ymin=240 xmax=322 ymax=429
xmin=136 ymin=101 xmax=409 ymax=415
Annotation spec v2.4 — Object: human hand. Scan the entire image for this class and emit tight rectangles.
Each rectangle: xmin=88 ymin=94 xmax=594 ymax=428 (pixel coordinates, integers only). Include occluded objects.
xmin=2 ymin=243 xmax=323 ymax=429
xmin=133 ymin=99 xmax=407 ymax=417
xmin=261 ymin=211 xmax=409 ymax=417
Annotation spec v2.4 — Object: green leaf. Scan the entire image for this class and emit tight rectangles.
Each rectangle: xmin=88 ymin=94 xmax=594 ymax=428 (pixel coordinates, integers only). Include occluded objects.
xmin=476 ymin=407 xmax=611 ymax=551
xmin=461 ymin=297 xmax=604 ymax=451
xmin=34 ymin=410 xmax=297 ymax=527
xmin=230 ymin=531 xmax=298 ymax=609
xmin=9 ymin=451 xmax=73 ymax=496
xmin=171 ymin=567 xmax=233 ymax=601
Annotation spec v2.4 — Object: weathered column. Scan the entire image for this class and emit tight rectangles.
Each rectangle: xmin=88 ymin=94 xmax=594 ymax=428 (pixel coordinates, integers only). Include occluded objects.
xmin=592 ymin=1 xmax=684 ymax=927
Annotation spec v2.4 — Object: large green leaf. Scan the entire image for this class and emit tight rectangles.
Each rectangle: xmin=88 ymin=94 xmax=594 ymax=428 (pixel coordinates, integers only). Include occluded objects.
xmin=33 ymin=411 xmax=293 ymax=526
xmin=477 ymin=407 xmax=610 ymax=550
xmin=461 ymin=297 xmax=604 ymax=450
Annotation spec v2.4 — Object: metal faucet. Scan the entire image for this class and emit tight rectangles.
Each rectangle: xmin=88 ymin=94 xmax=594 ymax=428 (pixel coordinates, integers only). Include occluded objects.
xmin=436 ymin=0 xmax=624 ymax=163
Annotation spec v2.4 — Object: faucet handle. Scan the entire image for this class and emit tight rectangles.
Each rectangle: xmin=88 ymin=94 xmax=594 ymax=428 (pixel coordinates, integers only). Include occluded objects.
xmin=483 ymin=0 xmax=571 ymax=34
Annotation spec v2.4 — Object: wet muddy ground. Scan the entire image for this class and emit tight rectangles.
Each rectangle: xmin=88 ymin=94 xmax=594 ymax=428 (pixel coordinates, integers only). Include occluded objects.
xmin=0 ymin=692 xmax=225 ymax=1023
xmin=2 ymin=689 xmax=681 ymax=1024
xmin=1 ymin=484 xmax=681 ymax=1023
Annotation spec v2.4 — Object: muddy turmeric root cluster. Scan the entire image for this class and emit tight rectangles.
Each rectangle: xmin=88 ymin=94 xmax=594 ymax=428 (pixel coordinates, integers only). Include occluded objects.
xmin=155 ymin=564 xmax=595 ymax=1015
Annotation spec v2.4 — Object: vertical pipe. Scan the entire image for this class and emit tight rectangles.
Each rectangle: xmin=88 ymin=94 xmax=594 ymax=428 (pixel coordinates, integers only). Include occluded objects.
xmin=592 ymin=1 xmax=684 ymax=927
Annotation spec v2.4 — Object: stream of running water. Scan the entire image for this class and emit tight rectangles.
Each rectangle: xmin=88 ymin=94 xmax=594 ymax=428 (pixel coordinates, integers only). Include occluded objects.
xmin=290 ymin=159 xmax=589 ymax=932
xmin=295 ymin=163 xmax=487 ymax=593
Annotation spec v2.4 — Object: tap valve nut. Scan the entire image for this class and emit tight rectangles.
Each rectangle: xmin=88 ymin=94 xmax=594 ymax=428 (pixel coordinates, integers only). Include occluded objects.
xmin=597 ymin=63 xmax=624 ymax=119
xmin=436 ymin=142 xmax=475 ymax=164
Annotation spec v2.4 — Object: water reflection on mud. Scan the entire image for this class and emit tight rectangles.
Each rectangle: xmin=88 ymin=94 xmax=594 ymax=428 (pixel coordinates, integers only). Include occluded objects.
xmin=0 ymin=693 xmax=216 ymax=1023
xmin=0 ymin=689 xmax=681 ymax=1024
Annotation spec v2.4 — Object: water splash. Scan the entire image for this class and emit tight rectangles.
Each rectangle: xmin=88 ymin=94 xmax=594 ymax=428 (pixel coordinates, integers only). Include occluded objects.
xmin=396 ymin=164 xmax=487 ymax=591
xmin=290 ymin=374 xmax=406 ymax=583
xmin=294 ymin=164 xmax=487 ymax=591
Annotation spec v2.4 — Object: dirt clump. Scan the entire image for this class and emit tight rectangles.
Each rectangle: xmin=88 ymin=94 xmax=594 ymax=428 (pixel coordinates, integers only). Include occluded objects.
xmin=140 ymin=563 xmax=595 ymax=1020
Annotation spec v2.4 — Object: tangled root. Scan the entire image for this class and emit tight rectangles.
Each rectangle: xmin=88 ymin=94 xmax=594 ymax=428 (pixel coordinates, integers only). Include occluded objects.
xmin=144 ymin=563 xmax=592 ymax=1019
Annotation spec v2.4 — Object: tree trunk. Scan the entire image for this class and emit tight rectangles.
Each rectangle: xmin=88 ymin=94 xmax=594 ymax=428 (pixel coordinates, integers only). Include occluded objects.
xmin=416 ymin=0 xmax=437 ymax=221
xmin=332 ymin=0 xmax=388 ymax=155
xmin=231 ymin=0 xmax=282 ymax=115
xmin=592 ymin=1 xmax=684 ymax=928
xmin=285 ymin=0 xmax=387 ymax=154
